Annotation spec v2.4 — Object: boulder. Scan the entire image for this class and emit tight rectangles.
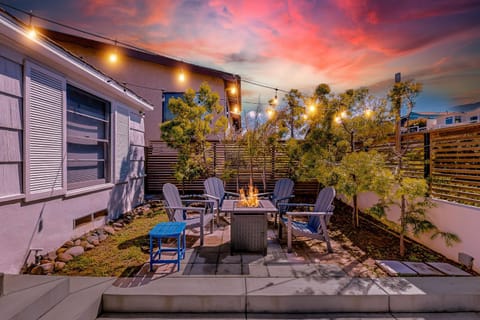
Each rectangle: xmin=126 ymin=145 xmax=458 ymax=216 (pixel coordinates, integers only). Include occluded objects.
xmin=57 ymin=253 xmax=73 ymax=262
xmin=40 ymin=263 xmax=54 ymax=274
xmin=30 ymin=265 xmax=44 ymax=275
xmin=87 ymin=235 xmax=99 ymax=244
xmin=46 ymin=251 xmax=57 ymax=261
xmin=103 ymin=226 xmax=115 ymax=235
xmin=64 ymin=240 xmax=74 ymax=248
xmin=65 ymin=246 xmax=84 ymax=257
xmin=54 ymin=261 xmax=66 ymax=271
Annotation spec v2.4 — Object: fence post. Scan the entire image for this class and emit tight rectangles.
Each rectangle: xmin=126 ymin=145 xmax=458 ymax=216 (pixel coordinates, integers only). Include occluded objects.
xmin=424 ymin=132 xmax=431 ymax=191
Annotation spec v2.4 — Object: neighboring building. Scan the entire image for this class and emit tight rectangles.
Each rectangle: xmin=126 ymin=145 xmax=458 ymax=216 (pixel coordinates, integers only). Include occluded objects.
xmin=433 ymin=108 xmax=480 ymax=128
xmin=41 ymin=29 xmax=242 ymax=145
xmin=0 ymin=11 xmax=153 ymax=273
xmin=403 ymin=108 xmax=480 ymax=132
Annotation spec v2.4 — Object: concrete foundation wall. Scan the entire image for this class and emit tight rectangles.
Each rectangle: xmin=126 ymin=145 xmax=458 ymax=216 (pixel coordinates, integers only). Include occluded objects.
xmin=358 ymin=192 xmax=480 ymax=273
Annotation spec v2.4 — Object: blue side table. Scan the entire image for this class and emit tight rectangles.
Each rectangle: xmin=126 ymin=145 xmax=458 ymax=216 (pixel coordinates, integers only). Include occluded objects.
xmin=149 ymin=222 xmax=187 ymax=272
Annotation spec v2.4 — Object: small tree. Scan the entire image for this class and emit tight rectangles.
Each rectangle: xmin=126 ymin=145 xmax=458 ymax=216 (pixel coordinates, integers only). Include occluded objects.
xmin=160 ymin=82 xmax=227 ymax=191
xmin=380 ymin=80 xmax=460 ymax=256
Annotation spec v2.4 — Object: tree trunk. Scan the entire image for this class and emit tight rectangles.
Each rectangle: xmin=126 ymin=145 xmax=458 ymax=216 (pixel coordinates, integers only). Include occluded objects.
xmin=353 ymin=194 xmax=359 ymax=228
xmin=399 ymin=194 xmax=406 ymax=257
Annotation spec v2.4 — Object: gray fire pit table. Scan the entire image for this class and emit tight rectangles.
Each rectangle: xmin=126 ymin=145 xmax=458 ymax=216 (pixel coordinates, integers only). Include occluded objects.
xmin=221 ymin=199 xmax=278 ymax=255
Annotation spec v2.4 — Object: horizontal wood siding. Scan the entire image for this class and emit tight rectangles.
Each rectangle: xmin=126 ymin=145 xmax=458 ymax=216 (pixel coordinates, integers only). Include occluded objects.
xmin=0 ymin=56 xmax=22 ymax=197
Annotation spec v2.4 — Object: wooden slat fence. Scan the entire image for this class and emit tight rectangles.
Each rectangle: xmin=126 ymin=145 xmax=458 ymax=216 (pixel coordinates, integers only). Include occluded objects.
xmin=146 ymin=123 xmax=480 ymax=207
xmin=146 ymin=140 xmax=319 ymax=196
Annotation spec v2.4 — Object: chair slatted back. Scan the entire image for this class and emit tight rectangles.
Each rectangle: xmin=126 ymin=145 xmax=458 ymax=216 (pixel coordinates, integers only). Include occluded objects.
xmin=204 ymin=177 xmax=225 ymax=205
xmin=163 ymin=183 xmax=185 ymax=222
xmin=272 ymin=178 xmax=294 ymax=205
xmin=308 ymin=186 xmax=336 ymax=232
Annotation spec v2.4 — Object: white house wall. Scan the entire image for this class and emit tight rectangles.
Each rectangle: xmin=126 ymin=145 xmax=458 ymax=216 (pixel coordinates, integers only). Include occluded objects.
xmin=358 ymin=191 xmax=480 ymax=273
xmin=0 ymin=45 xmax=146 ymax=273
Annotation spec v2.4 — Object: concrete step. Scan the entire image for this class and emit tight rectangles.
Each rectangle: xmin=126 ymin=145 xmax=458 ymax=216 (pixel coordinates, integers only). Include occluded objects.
xmin=0 ymin=274 xmax=69 ymax=320
xmin=40 ymin=277 xmax=116 ymax=320
xmin=102 ymin=276 xmax=480 ymax=314
xmin=97 ymin=312 xmax=480 ymax=319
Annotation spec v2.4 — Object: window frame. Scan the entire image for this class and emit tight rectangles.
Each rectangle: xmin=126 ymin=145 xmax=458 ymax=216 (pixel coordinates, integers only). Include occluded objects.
xmin=66 ymin=84 xmax=111 ymax=190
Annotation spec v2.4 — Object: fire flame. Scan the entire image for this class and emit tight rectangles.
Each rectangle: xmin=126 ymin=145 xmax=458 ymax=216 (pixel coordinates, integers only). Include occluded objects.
xmin=239 ymin=184 xmax=259 ymax=208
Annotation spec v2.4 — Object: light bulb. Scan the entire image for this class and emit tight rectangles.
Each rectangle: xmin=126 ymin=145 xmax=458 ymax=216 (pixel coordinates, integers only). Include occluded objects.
xmin=340 ymin=111 xmax=347 ymax=119
xmin=309 ymin=105 xmax=315 ymax=113
xmin=335 ymin=116 xmax=342 ymax=124
xmin=109 ymin=52 xmax=118 ymax=63
xmin=27 ymin=27 xmax=36 ymax=39
xmin=178 ymin=71 xmax=185 ymax=82
xmin=230 ymin=86 xmax=237 ymax=94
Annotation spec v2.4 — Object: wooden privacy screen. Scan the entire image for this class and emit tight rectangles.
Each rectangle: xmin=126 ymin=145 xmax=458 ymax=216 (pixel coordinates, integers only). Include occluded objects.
xmin=146 ymin=123 xmax=480 ymax=207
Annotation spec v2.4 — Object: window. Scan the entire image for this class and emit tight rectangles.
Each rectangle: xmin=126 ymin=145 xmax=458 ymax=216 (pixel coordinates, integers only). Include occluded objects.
xmin=455 ymin=116 xmax=462 ymax=123
xmin=162 ymin=92 xmax=184 ymax=122
xmin=445 ymin=117 xmax=453 ymax=125
xmin=470 ymin=116 xmax=478 ymax=123
xmin=67 ymin=85 xmax=110 ymax=189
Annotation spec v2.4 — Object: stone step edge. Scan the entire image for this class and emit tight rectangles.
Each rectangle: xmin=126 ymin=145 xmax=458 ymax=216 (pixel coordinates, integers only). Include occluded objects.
xmin=102 ymin=277 xmax=480 ymax=314
xmin=0 ymin=277 xmax=69 ymax=319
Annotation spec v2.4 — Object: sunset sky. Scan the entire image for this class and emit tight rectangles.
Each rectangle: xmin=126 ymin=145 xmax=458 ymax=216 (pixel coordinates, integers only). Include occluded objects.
xmin=3 ymin=0 xmax=480 ymax=113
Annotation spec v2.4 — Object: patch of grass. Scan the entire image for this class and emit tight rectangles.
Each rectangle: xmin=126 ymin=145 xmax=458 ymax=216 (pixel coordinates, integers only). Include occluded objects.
xmin=57 ymin=208 xmax=168 ymax=277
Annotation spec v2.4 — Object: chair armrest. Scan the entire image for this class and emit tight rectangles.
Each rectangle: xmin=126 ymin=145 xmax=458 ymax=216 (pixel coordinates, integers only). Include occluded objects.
xmin=278 ymin=202 xmax=314 ymax=210
xmin=203 ymin=194 xmax=220 ymax=202
xmin=224 ymin=191 xmax=240 ymax=198
xmin=169 ymin=206 xmax=205 ymax=213
xmin=257 ymin=191 xmax=272 ymax=197
xmin=286 ymin=211 xmax=333 ymax=217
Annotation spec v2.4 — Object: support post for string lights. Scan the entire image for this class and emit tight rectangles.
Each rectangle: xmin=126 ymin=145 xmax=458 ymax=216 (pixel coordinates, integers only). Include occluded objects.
xmin=394 ymin=72 xmax=402 ymax=154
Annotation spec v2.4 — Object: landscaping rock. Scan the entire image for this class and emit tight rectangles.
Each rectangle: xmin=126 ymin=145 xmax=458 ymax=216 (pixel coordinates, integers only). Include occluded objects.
xmin=113 ymin=227 xmax=122 ymax=232
xmin=64 ymin=240 xmax=74 ymax=248
xmin=85 ymin=243 xmax=95 ymax=250
xmin=87 ymin=235 xmax=99 ymax=244
xmin=30 ymin=265 xmax=44 ymax=275
xmin=113 ymin=222 xmax=124 ymax=228
xmin=40 ymin=263 xmax=54 ymax=274
xmin=40 ymin=259 xmax=51 ymax=265
xmin=103 ymin=226 xmax=115 ymax=235
xmin=57 ymin=253 xmax=73 ymax=262
xmin=56 ymin=247 xmax=67 ymax=255
xmin=98 ymin=234 xmax=108 ymax=242
xmin=65 ymin=246 xmax=84 ymax=257
xmin=46 ymin=251 xmax=57 ymax=261
xmin=54 ymin=261 xmax=66 ymax=271
xmin=80 ymin=240 xmax=89 ymax=248
xmin=74 ymin=239 xmax=82 ymax=246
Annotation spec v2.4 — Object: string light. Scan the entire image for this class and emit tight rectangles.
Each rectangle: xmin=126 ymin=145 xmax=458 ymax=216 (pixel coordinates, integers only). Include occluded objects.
xmin=27 ymin=12 xmax=36 ymax=39
xmin=272 ymin=88 xmax=278 ymax=105
xmin=178 ymin=68 xmax=185 ymax=82
xmin=267 ymin=108 xmax=274 ymax=118
xmin=230 ymin=86 xmax=237 ymax=95
xmin=365 ymin=108 xmax=372 ymax=118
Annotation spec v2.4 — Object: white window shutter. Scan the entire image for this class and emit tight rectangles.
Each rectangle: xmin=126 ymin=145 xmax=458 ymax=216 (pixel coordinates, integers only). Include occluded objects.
xmin=24 ymin=61 xmax=66 ymax=201
xmin=115 ymin=104 xmax=130 ymax=183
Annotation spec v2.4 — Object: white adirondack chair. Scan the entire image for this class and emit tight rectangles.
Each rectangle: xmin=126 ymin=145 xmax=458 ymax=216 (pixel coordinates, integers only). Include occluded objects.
xmin=203 ymin=177 xmax=239 ymax=224
xmin=258 ymin=178 xmax=294 ymax=226
xmin=162 ymin=183 xmax=214 ymax=246
xmin=279 ymin=186 xmax=336 ymax=253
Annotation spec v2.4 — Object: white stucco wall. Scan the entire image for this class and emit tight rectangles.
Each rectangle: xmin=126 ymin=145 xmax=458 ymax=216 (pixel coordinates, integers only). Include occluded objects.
xmin=0 ymin=181 xmax=143 ymax=274
xmin=358 ymin=191 xmax=480 ymax=273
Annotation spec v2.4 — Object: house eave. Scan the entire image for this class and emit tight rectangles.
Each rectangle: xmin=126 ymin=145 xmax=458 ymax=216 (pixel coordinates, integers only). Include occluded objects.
xmin=0 ymin=12 xmax=153 ymax=112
